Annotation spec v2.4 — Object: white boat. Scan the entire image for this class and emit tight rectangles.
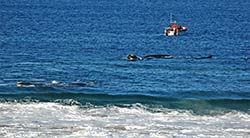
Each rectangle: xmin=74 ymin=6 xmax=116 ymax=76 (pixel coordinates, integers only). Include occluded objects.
xmin=164 ymin=27 xmax=176 ymax=36
xmin=164 ymin=14 xmax=188 ymax=36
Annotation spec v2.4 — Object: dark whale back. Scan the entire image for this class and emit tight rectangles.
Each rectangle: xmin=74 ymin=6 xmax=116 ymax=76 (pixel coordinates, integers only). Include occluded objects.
xmin=193 ymin=55 xmax=213 ymax=59
xmin=143 ymin=54 xmax=173 ymax=60
xmin=126 ymin=54 xmax=212 ymax=61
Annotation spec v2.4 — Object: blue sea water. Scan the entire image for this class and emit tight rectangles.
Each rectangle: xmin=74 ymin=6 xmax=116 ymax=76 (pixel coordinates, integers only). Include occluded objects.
xmin=0 ymin=0 xmax=250 ymax=137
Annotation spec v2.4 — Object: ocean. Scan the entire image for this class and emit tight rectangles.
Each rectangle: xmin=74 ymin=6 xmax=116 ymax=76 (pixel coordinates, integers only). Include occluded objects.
xmin=0 ymin=0 xmax=250 ymax=137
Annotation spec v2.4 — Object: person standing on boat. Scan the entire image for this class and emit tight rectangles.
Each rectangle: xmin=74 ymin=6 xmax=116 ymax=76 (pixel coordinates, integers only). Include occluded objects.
xmin=171 ymin=23 xmax=178 ymax=36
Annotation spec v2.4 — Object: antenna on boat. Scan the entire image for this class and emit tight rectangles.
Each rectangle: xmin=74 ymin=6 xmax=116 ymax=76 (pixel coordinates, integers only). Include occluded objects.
xmin=170 ymin=13 xmax=176 ymax=24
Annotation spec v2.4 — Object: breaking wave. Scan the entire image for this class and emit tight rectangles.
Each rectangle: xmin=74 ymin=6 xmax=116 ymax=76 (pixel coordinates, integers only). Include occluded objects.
xmin=0 ymin=102 xmax=249 ymax=138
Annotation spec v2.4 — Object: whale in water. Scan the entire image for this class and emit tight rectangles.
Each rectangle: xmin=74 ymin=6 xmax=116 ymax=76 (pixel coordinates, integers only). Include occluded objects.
xmin=16 ymin=80 xmax=88 ymax=87
xmin=126 ymin=54 xmax=212 ymax=61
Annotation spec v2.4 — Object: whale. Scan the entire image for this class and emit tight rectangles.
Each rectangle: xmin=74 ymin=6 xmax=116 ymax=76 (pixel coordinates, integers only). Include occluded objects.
xmin=16 ymin=81 xmax=88 ymax=87
xmin=127 ymin=54 xmax=143 ymax=61
xmin=143 ymin=54 xmax=174 ymax=60
xmin=127 ymin=54 xmax=212 ymax=61
xmin=16 ymin=81 xmax=36 ymax=87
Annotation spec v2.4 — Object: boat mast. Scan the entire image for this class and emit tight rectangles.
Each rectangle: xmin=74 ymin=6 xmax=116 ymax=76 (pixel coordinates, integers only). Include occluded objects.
xmin=170 ymin=13 xmax=172 ymax=24
xmin=170 ymin=13 xmax=176 ymax=24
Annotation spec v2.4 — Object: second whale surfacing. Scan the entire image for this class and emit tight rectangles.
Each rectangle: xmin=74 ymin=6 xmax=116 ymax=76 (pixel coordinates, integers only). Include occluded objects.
xmin=16 ymin=80 xmax=89 ymax=88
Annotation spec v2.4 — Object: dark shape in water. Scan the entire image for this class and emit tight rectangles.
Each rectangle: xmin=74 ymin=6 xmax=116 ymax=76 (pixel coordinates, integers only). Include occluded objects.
xmin=143 ymin=54 xmax=174 ymax=60
xmin=16 ymin=80 xmax=88 ymax=88
xmin=68 ymin=82 xmax=87 ymax=87
xmin=127 ymin=54 xmax=143 ymax=61
xmin=17 ymin=81 xmax=36 ymax=87
xmin=127 ymin=54 xmax=212 ymax=61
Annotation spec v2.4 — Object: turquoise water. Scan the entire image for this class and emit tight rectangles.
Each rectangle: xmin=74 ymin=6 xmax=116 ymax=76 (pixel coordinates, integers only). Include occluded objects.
xmin=0 ymin=0 xmax=250 ymax=137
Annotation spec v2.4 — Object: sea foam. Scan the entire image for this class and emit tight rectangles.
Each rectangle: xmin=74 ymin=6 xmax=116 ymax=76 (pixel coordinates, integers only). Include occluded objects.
xmin=0 ymin=102 xmax=249 ymax=138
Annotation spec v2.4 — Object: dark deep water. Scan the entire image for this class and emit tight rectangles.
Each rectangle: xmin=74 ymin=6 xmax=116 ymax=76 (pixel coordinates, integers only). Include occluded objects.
xmin=1 ymin=0 xmax=250 ymax=111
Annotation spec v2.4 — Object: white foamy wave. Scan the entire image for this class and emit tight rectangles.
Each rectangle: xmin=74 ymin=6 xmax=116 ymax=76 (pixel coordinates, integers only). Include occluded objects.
xmin=0 ymin=102 xmax=249 ymax=138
